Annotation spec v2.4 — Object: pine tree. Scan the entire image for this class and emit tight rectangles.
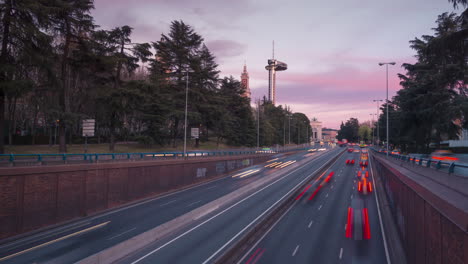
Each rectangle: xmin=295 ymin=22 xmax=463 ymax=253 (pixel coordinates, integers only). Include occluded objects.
xmin=0 ymin=0 xmax=53 ymax=153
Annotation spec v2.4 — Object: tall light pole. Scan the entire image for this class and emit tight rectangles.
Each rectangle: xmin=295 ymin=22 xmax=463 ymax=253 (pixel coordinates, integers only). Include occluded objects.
xmin=257 ymin=100 xmax=260 ymax=149
xmin=373 ymin=99 xmax=383 ymax=145
xmin=378 ymin=62 xmax=396 ymax=156
xmin=288 ymin=115 xmax=291 ymax=145
xmin=184 ymin=71 xmax=189 ymax=158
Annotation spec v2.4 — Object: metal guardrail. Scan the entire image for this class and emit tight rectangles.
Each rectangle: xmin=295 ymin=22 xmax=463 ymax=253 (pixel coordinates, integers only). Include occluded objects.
xmin=0 ymin=146 xmax=314 ymax=167
xmin=371 ymin=148 xmax=468 ymax=176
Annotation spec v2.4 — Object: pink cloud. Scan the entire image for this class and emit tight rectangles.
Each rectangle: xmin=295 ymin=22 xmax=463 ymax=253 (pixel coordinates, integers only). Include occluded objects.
xmin=206 ymin=40 xmax=247 ymax=59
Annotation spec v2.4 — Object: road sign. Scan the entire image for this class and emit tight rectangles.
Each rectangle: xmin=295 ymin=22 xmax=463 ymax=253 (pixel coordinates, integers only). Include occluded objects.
xmin=82 ymin=119 xmax=95 ymax=137
xmin=191 ymin=128 xmax=199 ymax=139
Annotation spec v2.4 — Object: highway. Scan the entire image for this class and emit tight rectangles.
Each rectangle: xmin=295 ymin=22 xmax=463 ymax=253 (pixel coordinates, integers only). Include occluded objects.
xmin=118 ymin=147 xmax=342 ymax=264
xmin=238 ymin=148 xmax=389 ymax=264
xmin=0 ymin=145 xmax=339 ymax=263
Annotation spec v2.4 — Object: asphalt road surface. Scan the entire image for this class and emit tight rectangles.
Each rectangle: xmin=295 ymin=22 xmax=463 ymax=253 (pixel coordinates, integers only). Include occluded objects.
xmin=0 ymin=146 xmax=338 ymax=264
xmin=238 ymin=148 xmax=389 ymax=264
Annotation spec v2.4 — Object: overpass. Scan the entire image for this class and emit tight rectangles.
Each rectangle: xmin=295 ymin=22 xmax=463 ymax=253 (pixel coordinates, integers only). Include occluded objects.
xmin=0 ymin=145 xmax=466 ymax=264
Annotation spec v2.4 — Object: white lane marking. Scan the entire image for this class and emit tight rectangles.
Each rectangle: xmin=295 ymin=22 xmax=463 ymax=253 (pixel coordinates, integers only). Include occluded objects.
xmin=369 ymin=156 xmax=391 ymax=264
xmin=131 ymin=150 xmax=342 ymax=264
xmin=107 ymin=227 xmax=136 ymax=240
xmin=325 ymin=193 xmax=329 ymax=198
xmin=318 ymin=205 xmax=322 ymax=210
xmin=0 ymin=221 xmax=110 ymax=262
xmin=203 ymin=185 xmax=217 ymax=191
xmin=351 ymin=194 xmax=353 ymax=199
xmin=0 ymin=221 xmax=91 ymax=250
xmin=187 ymin=200 xmax=201 ymax=207
xmin=308 ymin=220 xmax=314 ymax=228
xmin=345 ymin=224 xmax=347 ymax=230
xmin=159 ymin=200 xmax=177 ymax=207
xmin=201 ymin=150 xmax=344 ymax=264
xmin=331 ymin=185 xmax=334 ymax=189
xmin=292 ymin=245 xmax=300 ymax=256
xmin=339 ymin=248 xmax=343 ymax=259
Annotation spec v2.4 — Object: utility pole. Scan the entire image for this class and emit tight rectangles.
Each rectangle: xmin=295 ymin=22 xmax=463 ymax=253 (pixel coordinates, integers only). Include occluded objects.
xmin=379 ymin=62 xmax=395 ymax=156
xmin=183 ymin=71 xmax=189 ymax=159
xmin=257 ymin=100 xmax=260 ymax=149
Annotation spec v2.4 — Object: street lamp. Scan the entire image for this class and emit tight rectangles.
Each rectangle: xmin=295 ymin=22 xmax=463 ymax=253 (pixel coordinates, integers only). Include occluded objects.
xmin=288 ymin=115 xmax=291 ymax=145
xmin=257 ymin=100 xmax=260 ymax=149
xmin=378 ymin=62 xmax=395 ymax=156
xmin=183 ymin=70 xmax=195 ymax=158
xmin=373 ymin=99 xmax=383 ymax=145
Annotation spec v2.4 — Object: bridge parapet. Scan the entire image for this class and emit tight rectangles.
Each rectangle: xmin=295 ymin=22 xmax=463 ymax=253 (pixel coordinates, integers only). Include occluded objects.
xmin=371 ymin=154 xmax=468 ymax=264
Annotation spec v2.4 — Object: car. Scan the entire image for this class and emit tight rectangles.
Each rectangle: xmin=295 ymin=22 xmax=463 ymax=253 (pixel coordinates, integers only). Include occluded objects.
xmin=430 ymin=150 xmax=459 ymax=161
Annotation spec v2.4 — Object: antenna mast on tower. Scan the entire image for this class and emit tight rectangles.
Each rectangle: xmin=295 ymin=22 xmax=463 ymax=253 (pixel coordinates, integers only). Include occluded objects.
xmin=272 ymin=40 xmax=275 ymax=59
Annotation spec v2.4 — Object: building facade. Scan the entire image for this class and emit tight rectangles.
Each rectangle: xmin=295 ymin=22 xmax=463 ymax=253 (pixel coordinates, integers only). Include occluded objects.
xmin=310 ymin=118 xmax=322 ymax=142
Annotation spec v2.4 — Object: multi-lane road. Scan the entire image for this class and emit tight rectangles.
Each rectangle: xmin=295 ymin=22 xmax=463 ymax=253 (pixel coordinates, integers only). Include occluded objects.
xmin=238 ymin=148 xmax=389 ymax=264
xmin=0 ymin=146 xmax=340 ymax=264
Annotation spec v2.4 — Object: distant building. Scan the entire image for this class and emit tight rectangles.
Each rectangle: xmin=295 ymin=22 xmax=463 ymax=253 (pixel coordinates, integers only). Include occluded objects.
xmin=310 ymin=118 xmax=322 ymax=142
xmin=322 ymin=128 xmax=338 ymax=142
xmin=241 ymin=63 xmax=251 ymax=98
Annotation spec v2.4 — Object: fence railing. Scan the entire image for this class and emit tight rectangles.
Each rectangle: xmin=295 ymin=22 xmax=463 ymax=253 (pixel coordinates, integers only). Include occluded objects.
xmin=0 ymin=145 xmax=315 ymax=167
xmin=371 ymin=148 xmax=468 ymax=176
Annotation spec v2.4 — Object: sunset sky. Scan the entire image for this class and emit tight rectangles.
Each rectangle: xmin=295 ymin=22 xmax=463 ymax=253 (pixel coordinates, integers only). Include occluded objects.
xmin=92 ymin=0 xmax=460 ymax=129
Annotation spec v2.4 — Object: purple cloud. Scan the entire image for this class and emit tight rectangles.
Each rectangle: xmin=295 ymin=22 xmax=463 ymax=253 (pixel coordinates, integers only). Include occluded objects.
xmin=206 ymin=40 xmax=247 ymax=59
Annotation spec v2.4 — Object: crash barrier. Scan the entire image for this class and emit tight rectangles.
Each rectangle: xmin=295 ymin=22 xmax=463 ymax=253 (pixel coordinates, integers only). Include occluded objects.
xmin=372 ymin=149 xmax=468 ymax=176
xmin=0 ymin=145 xmax=315 ymax=167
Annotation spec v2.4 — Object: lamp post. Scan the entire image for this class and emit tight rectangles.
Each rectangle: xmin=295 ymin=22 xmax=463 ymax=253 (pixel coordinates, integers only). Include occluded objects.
xmin=183 ymin=71 xmax=189 ymax=158
xmin=373 ymin=99 xmax=383 ymax=145
xmin=257 ymin=100 xmax=260 ymax=150
xmin=288 ymin=115 xmax=291 ymax=145
xmin=183 ymin=70 xmax=196 ymax=158
xmin=378 ymin=62 xmax=395 ymax=156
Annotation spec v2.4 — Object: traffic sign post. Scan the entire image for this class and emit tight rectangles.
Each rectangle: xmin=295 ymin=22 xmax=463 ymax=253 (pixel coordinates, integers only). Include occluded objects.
xmin=191 ymin=128 xmax=200 ymax=148
xmin=82 ymin=119 xmax=95 ymax=153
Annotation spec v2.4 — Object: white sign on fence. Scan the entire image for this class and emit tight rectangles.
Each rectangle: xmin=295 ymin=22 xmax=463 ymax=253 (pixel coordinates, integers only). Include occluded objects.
xmin=191 ymin=128 xmax=199 ymax=139
xmin=82 ymin=119 xmax=95 ymax=137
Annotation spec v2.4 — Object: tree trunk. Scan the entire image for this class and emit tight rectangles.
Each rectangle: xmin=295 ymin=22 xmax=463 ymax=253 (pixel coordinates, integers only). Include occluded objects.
xmin=7 ymin=96 xmax=13 ymax=145
xmin=9 ymin=96 xmax=17 ymax=145
xmin=59 ymin=125 xmax=66 ymax=153
xmin=0 ymin=0 xmax=12 ymax=153
xmin=31 ymin=104 xmax=38 ymax=145
xmin=109 ymin=112 xmax=116 ymax=152
xmin=59 ymin=18 xmax=71 ymax=153
xmin=109 ymin=129 xmax=115 ymax=152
